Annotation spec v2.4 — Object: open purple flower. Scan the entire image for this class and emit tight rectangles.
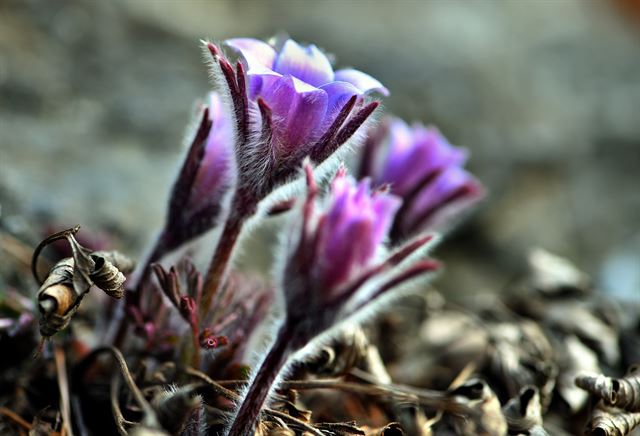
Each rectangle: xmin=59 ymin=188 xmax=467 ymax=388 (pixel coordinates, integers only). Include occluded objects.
xmin=361 ymin=117 xmax=484 ymax=241
xmin=225 ymin=38 xmax=388 ymax=158
xmin=227 ymin=163 xmax=439 ymax=436
xmin=204 ymin=37 xmax=387 ymax=197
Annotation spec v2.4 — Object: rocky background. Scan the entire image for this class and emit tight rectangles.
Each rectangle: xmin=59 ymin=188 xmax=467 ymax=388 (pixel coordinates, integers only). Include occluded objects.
xmin=1 ymin=0 xmax=639 ymax=301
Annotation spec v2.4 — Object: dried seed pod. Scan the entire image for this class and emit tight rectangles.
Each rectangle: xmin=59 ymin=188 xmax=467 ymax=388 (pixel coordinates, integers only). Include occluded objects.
xmin=576 ymin=367 xmax=640 ymax=412
xmin=587 ymin=402 xmax=640 ymax=436
xmin=32 ymin=226 xmax=134 ymax=338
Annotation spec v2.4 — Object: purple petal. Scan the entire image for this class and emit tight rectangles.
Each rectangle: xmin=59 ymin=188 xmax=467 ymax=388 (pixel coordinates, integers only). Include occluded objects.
xmin=244 ymin=70 xmax=282 ymax=99
xmin=319 ymin=174 xmax=400 ymax=292
xmin=371 ymin=194 xmax=401 ymax=245
xmin=273 ymin=40 xmax=334 ymax=87
xmin=317 ymin=81 xmax=362 ymax=129
xmin=410 ymin=167 xmax=476 ymax=221
xmin=334 ymin=69 xmax=389 ymax=96
xmin=261 ymin=75 xmax=328 ymax=153
xmin=188 ymin=92 xmax=234 ymax=210
xmin=380 ymin=121 xmax=468 ymax=195
xmin=225 ymin=38 xmax=277 ymax=71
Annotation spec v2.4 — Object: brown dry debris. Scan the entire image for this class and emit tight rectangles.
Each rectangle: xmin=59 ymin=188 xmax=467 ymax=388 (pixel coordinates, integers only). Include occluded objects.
xmin=2 ymin=225 xmax=640 ymax=436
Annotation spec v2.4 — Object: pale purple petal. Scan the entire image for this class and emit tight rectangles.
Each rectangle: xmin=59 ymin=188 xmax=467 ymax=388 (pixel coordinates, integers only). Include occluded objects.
xmin=318 ymin=81 xmax=362 ymax=128
xmin=226 ymin=38 xmax=277 ymax=71
xmin=273 ymin=40 xmax=334 ymax=87
xmin=261 ymin=76 xmax=328 ymax=154
xmin=320 ymin=81 xmax=361 ymax=112
xmin=244 ymin=69 xmax=282 ymax=99
xmin=335 ymin=69 xmax=389 ymax=96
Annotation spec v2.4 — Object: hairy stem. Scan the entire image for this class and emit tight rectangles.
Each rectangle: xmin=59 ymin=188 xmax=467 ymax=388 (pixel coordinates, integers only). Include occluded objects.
xmin=190 ymin=322 xmax=201 ymax=370
xmin=200 ymin=213 xmax=244 ymax=319
xmin=227 ymin=324 xmax=292 ymax=436
xmin=201 ymin=187 xmax=257 ymax=318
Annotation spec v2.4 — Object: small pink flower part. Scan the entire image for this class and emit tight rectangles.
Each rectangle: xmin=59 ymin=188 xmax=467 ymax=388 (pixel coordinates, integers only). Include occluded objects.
xmin=199 ymin=328 xmax=228 ymax=349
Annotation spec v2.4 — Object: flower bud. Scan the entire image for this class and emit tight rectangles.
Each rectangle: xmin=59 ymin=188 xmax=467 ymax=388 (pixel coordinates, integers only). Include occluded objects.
xmin=361 ymin=117 xmax=484 ymax=241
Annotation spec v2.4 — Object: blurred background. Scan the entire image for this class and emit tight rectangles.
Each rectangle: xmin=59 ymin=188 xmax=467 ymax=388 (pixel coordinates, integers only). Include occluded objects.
xmin=1 ymin=0 xmax=639 ymax=299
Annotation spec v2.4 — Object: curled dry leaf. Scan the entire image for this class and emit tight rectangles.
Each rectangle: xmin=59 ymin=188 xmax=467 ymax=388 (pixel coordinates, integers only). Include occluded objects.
xmin=32 ymin=227 xmax=134 ymax=338
xmin=446 ymin=378 xmax=507 ymax=436
xmin=556 ymin=335 xmax=601 ymax=413
xmin=487 ymin=321 xmax=556 ymax=406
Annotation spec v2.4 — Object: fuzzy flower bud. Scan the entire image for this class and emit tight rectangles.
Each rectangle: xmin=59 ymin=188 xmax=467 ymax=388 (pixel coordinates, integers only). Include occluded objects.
xmin=281 ymin=165 xmax=439 ymax=342
xmin=160 ymin=92 xmax=235 ymax=253
xmin=124 ymin=92 xmax=234 ymax=329
xmin=361 ymin=117 xmax=484 ymax=241
xmin=287 ymin=168 xmax=400 ymax=310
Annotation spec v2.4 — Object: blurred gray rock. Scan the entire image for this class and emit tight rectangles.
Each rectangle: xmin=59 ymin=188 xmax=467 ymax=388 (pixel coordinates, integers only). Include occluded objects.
xmin=1 ymin=0 xmax=639 ymax=296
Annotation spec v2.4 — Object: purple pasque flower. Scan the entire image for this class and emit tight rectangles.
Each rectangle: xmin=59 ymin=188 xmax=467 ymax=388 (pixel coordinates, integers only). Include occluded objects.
xmin=205 ymin=37 xmax=387 ymax=198
xmin=161 ymin=91 xmax=235 ymax=253
xmin=306 ymin=167 xmax=400 ymax=297
xmin=226 ymin=38 xmax=388 ymax=156
xmin=361 ymin=117 xmax=484 ymax=241
xmin=284 ymin=164 xmax=439 ymax=334
xmin=226 ymin=163 xmax=440 ymax=436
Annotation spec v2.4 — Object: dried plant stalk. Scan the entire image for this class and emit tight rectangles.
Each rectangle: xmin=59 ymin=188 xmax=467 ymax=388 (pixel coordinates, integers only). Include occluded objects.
xmin=587 ymin=402 xmax=640 ymax=436
xmin=576 ymin=367 xmax=640 ymax=412
xmin=446 ymin=378 xmax=507 ymax=436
